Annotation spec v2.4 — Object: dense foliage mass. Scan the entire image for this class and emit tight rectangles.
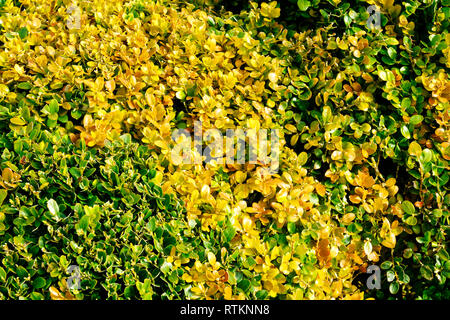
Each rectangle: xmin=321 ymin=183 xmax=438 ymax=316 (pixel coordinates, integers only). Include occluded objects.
xmin=0 ymin=0 xmax=448 ymax=300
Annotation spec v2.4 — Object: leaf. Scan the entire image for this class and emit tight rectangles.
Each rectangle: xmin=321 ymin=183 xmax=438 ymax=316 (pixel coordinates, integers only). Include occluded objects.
xmin=255 ymin=290 xmax=268 ymax=299
xmin=401 ymin=201 xmax=415 ymax=215
xmin=69 ymin=167 xmax=81 ymax=179
xmin=437 ymin=249 xmax=449 ymax=261
xmin=297 ymin=0 xmax=311 ymax=11
xmin=0 ymin=266 xmax=6 ymax=282
xmin=18 ymin=27 xmax=28 ymax=39
xmin=48 ymin=99 xmax=59 ymax=114
xmin=0 ymin=189 xmax=7 ymax=206
xmin=17 ymin=82 xmax=32 ymax=90
xmin=32 ymin=277 xmax=47 ymax=289
xmin=16 ymin=266 xmax=28 ymax=278
xmin=10 ymin=117 xmax=27 ymax=126
xmin=224 ymin=225 xmax=236 ymax=242
xmin=400 ymin=125 xmax=410 ymax=139
xmin=76 ymin=215 xmax=90 ymax=233
xmin=409 ymin=115 xmax=423 ymax=125
xmin=385 ymin=38 xmax=399 ymax=46
xmin=387 ymin=270 xmax=395 ymax=282
xmin=287 ymin=222 xmax=296 ymax=234
xmin=401 ymin=98 xmax=411 ymax=109
xmin=382 ymin=236 xmax=396 ymax=249
xmin=420 ymin=265 xmax=433 ymax=281
xmin=298 ymin=152 xmax=308 ymax=166
xmin=47 ymin=199 xmax=60 ymax=216
xmin=0 ymin=84 xmax=9 ymax=97
xmin=49 ymin=286 xmax=65 ymax=300
xmin=2 ymin=168 xmax=13 ymax=181
xmin=364 ymin=241 xmax=373 ymax=256
xmin=237 ymin=279 xmax=251 ymax=292
xmin=389 ymin=281 xmax=399 ymax=294
xmin=175 ymin=91 xmax=185 ymax=100
xmin=405 ymin=216 xmax=417 ymax=226
xmin=408 ymin=141 xmax=422 ymax=157
xmin=419 ymin=149 xmax=432 ymax=165
xmin=297 ymin=82 xmax=312 ymax=100
xmin=30 ymin=292 xmax=45 ymax=300
xmin=322 ymin=106 xmax=332 ymax=122
xmin=387 ymin=47 xmax=397 ymax=59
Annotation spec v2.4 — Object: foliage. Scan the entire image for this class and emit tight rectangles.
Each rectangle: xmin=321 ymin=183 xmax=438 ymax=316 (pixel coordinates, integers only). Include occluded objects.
xmin=0 ymin=0 xmax=448 ymax=299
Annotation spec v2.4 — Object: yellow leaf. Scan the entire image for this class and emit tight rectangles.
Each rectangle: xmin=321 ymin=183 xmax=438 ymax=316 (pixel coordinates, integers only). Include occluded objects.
xmin=201 ymin=184 xmax=210 ymax=199
xmin=342 ymin=213 xmax=355 ymax=224
xmin=0 ymin=84 xmax=9 ymax=97
xmin=105 ymin=79 xmax=116 ymax=92
xmin=207 ymin=252 xmax=216 ymax=266
xmin=235 ymin=171 xmax=247 ymax=184
xmin=382 ymin=232 xmax=396 ymax=249
xmin=49 ymin=286 xmax=65 ymax=300
xmin=315 ymin=183 xmax=326 ymax=197
xmin=268 ymin=72 xmax=278 ymax=83
xmin=364 ymin=240 xmax=373 ymax=256
xmin=10 ymin=117 xmax=26 ymax=126
xmin=2 ymin=168 xmax=13 ymax=181
xmin=408 ymin=141 xmax=422 ymax=157
xmin=285 ymin=124 xmax=297 ymax=133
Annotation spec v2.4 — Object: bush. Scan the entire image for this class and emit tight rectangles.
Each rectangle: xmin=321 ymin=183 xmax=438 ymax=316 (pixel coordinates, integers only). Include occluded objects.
xmin=0 ymin=0 xmax=448 ymax=299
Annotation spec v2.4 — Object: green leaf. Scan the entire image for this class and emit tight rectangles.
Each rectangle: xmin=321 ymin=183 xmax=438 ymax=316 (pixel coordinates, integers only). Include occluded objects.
xmin=16 ymin=266 xmax=28 ymax=279
xmin=387 ymin=47 xmax=397 ymax=59
xmin=401 ymin=201 xmax=415 ymax=215
xmin=0 ymin=189 xmax=7 ymax=206
xmin=160 ymin=261 xmax=171 ymax=274
xmin=409 ymin=115 xmax=423 ymax=125
xmin=405 ymin=216 xmax=417 ymax=226
xmin=0 ymin=266 xmax=6 ymax=282
xmin=381 ymin=261 xmax=393 ymax=270
xmin=400 ymin=125 xmax=410 ymax=139
xmin=30 ymin=292 xmax=45 ymax=300
xmin=32 ymin=277 xmax=47 ymax=289
xmin=76 ymin=215 xmax=90 ymax=233
xmin=344 ymin=15 xmax=352 ymax=27
xmin=21 ymin=105 xmax=31 ymax=121
xmin=403 ymin=248 xmax=413 ymax=259
xmin=119 ymin=133 xmax=132 ymax=144
xmin=419 ymin=149 xmax=433 ymax=165
xmin=385 ymin=38 xmax=399 ymax=46
xmin=18 ymin=27 xmax=28 ymax=39
xmin=297 ymin=82 xmax=312 ymax=100
xmin=48 ymin=99 xmax=59 ymax=114
xmin=47 ymin=199 xmax=60 ymax=216
xmin=389 ymin=281 xmax=399 ymax=294
xmin=71 ymin=109 xmax=83 ymax=120
xmin=297 ymin=0 xmax=311 ymax=11
xmin=401 ymin=98 xmax=411 ymax=109
xmin=224 ymin=225 xmax=236 ymax=242
xmin=237 ymin=279 xmax=251 ymax=292
xmin=322 ymin=106 xmax=332 ymax=122
xmin=10 ymin=117 xmax=27 ymax=126
xmin=175 ymin=91 xmax=185 ymax=100
xmin=438 ymin=249 xmax=449 ymax=261
xmin=69 ymin=167 xmax=81 ymax=179
xmin=255 ymin=290 xmax=268 ymax=299
xmin=408 ymin=141 xmax=422 ymax=156
xmin=420 ymin=265 xmax=433 ymax=281
xmin=17 ymin=82 xmax=32 ymax=90
xmin=287 ymin=222 xmax=296 ymax=234
xmin=387 ymin=270 xmax=395 ymax=282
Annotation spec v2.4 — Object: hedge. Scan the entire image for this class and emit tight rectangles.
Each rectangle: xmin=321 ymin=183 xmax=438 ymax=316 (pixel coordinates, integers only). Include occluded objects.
xmin=0 ymin=0 xmax=448 ymax=299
